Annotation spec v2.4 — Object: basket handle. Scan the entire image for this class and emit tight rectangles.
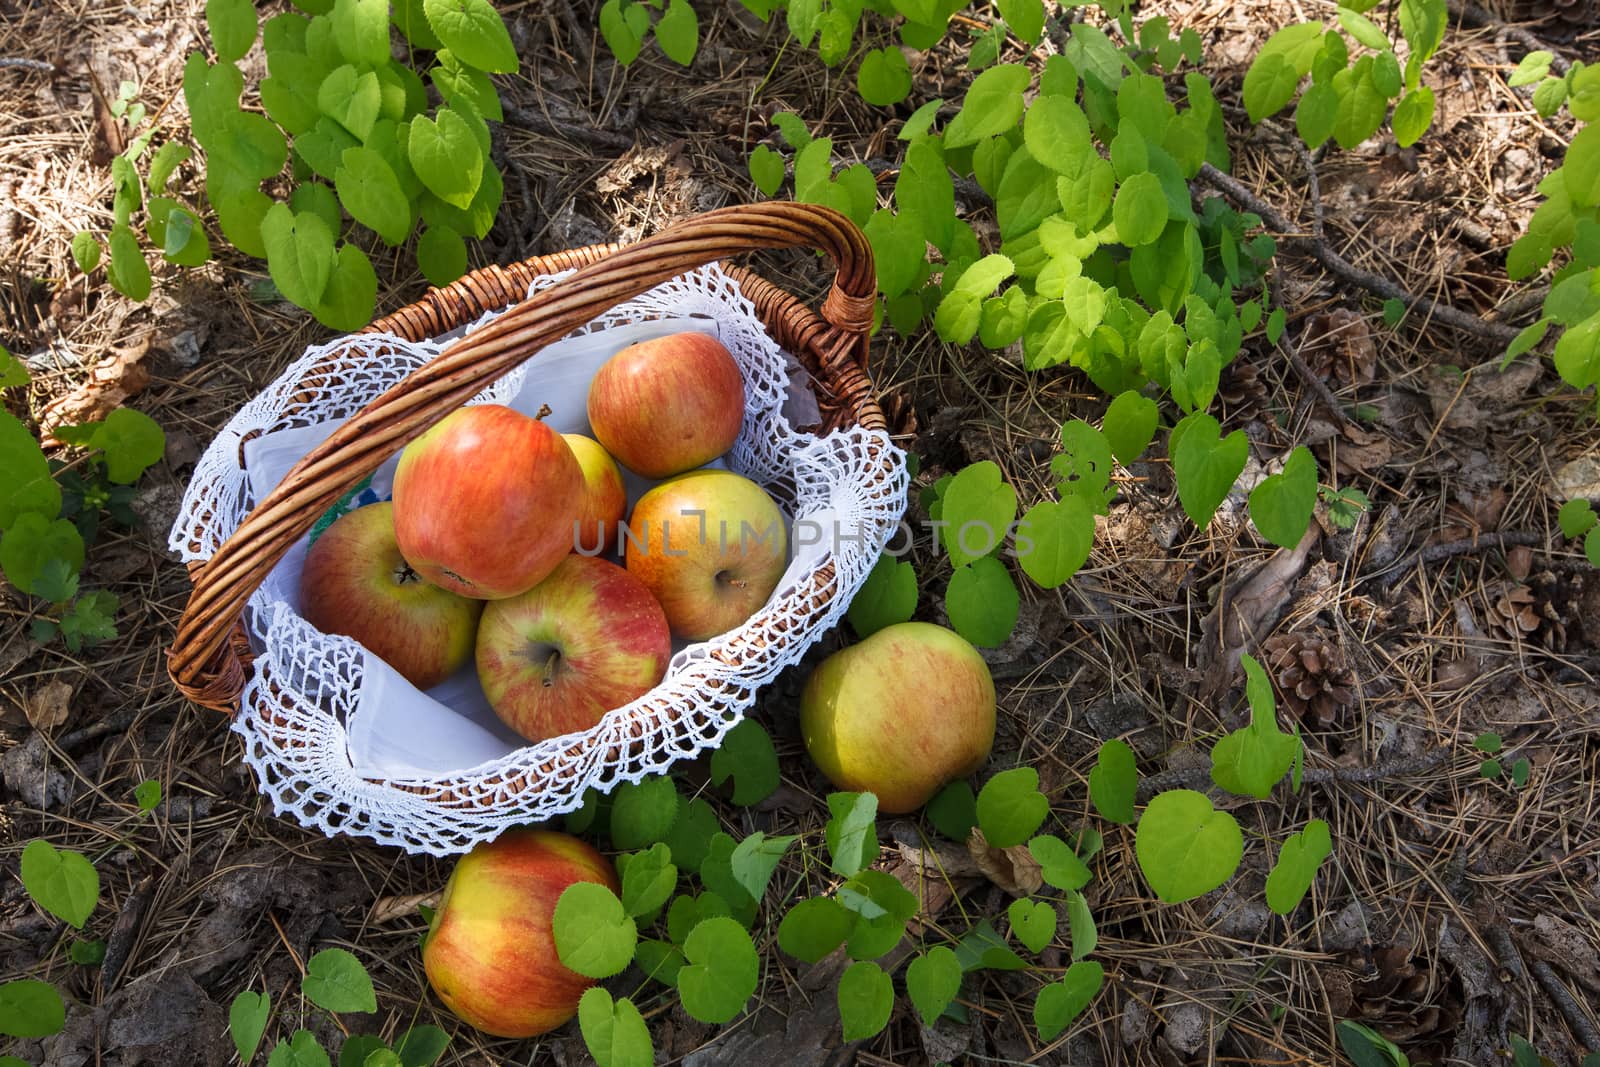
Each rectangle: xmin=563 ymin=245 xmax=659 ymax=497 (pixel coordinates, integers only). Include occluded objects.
xmin=167 ymin=202 xmax=878 ymax=712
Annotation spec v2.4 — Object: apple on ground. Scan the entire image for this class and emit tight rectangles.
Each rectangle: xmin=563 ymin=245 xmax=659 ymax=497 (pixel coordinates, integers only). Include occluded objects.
xmin=624 ymin=470 xmax=787 ymax=641
xmin=422 ymin=829 xmax=618 ymax=1038
xmin=563 ymin=433 xmax=627 ymax=556
xmin=586 ymin=331 xmax=745 ymax=479
xmin=476 ymin=554 xmax=672 ymax=743
xmin=799 ymin=622 xmax=996 ymax=814
xmin=298 ymin=501 xmax=483 ymax=690
xmin=392 ymin=404 xmax=583 ymax=600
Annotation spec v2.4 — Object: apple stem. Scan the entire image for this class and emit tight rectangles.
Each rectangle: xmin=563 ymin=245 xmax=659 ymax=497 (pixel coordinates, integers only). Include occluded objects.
xmin=533 ymin=403 xmax=553 ymax=421
xmin=542 ymin=648 xmax=560 ymax=686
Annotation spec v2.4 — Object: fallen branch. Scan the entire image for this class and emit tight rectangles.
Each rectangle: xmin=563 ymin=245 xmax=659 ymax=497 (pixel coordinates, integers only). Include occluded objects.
xmin=1374 ymin=530 xmax=1546 ymax=588
xmin=1484 ymin=922 xmax=1600 ymax=1052
xmin=1448 ymin=1 xmax=1573 ymax=76
xmin=0 ymin=57 xmax=54 ymax=73
xmin=1136 ymin=747 xmax=1454 ymax=800
xmin=1197 ymin=163 xmax=1523 ymax=349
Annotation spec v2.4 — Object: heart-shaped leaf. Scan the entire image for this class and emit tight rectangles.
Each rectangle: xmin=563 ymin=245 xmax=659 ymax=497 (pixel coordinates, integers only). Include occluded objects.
xmin=1088 ymin=739 xmax=1137 ymax=824
xmin=1033 ymin=961 xmax=1104 ymax=1041
xmin=1007 ymin=898 xmax=1056 ymax=953
xmin=577 ymin=988 xmax=653 ymax=1067
xmin=1265 ymin=819 xmax=1333 ymax=915
xmin=678 ymin=917 xmax=758 ymax=1024
xmin=1135 ymin=789 xmax=1244 ymax=903
xmin=553 ymin=882 xmax=637 ymax=978
xmin=1170 ymin=412 xmax=1247 ymax=528
xmin=976 ymin=767 xmax=1048 ymax=849
xmin=20 ymin=840 xmax=99 ymax=928
xmin=905 ymin=946 xmax=963 ymax=1025
xmin=1248 ymin=446 xmax=1318 ymax=549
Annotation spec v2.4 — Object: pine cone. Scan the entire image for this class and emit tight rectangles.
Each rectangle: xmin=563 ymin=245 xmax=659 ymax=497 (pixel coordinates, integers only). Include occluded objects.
xmin=1522 ymin=568 xmax=1598 ymax=652
xmin=1261 ymin=630 xmax=1356 ymax=729
xmin=1217 ymin=359 xmax=1269 ymax=424
xmin=1346 ymin=945 xmax=1464 ymax=1064
xmin=1301 ymin=308 xmax=1377 ymax=388
xmin=1483 ymin=580 xmax=1573 ymax=651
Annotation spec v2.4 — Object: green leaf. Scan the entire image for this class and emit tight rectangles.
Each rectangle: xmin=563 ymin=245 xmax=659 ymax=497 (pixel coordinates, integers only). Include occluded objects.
xmin=1007 ymin=898 xmax=1056 ymax=953
xmin=824 ymin=792 xmax=879 ymax=877
xmin=1481 ymin=758 xmax=1503 ymax=780
xmin=1507 ymin=50 xmax=1553 ymax=89
xmin=1399 ymin=0 xmax=1446 ymax=64
xmin=1295 ymin=81 xmax=1340 ymax=147
xmin=318 ymin=65 xmax=381 ymax=142
xmin=634 ymin=940 xmax=686 ymax=986
xmin=609 ymin=775 xmax=680 ymax=851
xmin=1337 ymin=8 xmax=1388 ymax=50
xmin=953 ymin=917 xmax=1028 ymax=972
xmin=1532 ymin=74 xmax=1569 ymax=119
xmin=267 ymin=1031 xmax=331 ymax=1067
xmin=926 ymin=780 xmax=977 ymax=841
xmin=1554 ymin=312 xmax=1600 ymax=389
xmin=106 ymin=224 xmax=151 ymax=301
xmin=1088 ymin=738 xmax=1137 ymax=824
xmin=430 ymin=51 xmax=502 ymax=121
xmin=709 ymin=719 xmax=779 ymax=805
xmin=1391 ymin=86 xmax=1435 ymax=147
xmin=1101 ymin=390 xmax=1158 ymax=465
xmin=748 ymin=145 xmax=784 ymax=196
xmin=1112 ymin=171 xmax=1168 ymax=247
xmin=69 ymin=937 xmax=106 ymax=966
xmin=838 ymin=960 xmax=893 ymax=1040
xmin=85 ymin=407 xmax=165 ymax=484
xmin=1338 ymin=1020 xmax=1411 ymax=1067
xmin=1243 ymin=55 xmax=1299 ymax=123
xmin=1135 ymin=789 xmax=1244 ymax=903
xmin=1065 ymin=889 xmax=1096 ymax=959
xmin=996 ymin=0 xmax=1042 ymax=45
xmin=618 ymin=842 xmax=677 ymax=919
xmin=1023 ymin=95 xmax=1093 ymax=177
xmin=1016 ymin=498 xmax=1093 ymax=589
xmin=408 ymin=108 xmax=483 ymax=209
xmin=391 ymin=1026 xmax=447 ymax=1065
xmin=1033 ymin=961 xmax=1103 ymax=1041
xmin=301 ymin=948 xmax=376 ymax=1014
xmin=996 ymin=148 xmax=1060 ymax=241
xmin=698 ymin=835 xmax=758 ymax=927
xmin=945 ymin=64 xmax=1030 ymax=149
xmin=975 ymin=767 xmax=1048 ymax=849
xmin=661 ymin=796 xmax=719 ymax=874
xmin=729 ymin=832 xmax=796 ymax=900
xmin=778 ymin=897 xmax=853 ymax=963
xmin=134 ymin=779 xmax=162 ymax=813
xmin=1211 ymin=653 xmax=1300 ymax=798
xmin=939 ymin=460 xmax=1017 ymax=566
xmin=980 ymin=286 xmax=1029 ymax=347
xmin=0 ymin=346 xmax=28 ymax=389
xmin=840 ymin=869 xmax=918 ymax=959
xmin=946 ymin=557 xmax=1019 ymax=648
xmin=858 ymin=47 xmax=911 ymax=106
xmin=342 ymin=1035 xmax=390 ymax=1066
xmin=260 ymin=203 xmax=335 ymax=310
xmin=905 ymin=946 xmax=962 ymax=1025
xmin=313 ymin=243 xmax=378 ymax=332
xmin=935 ymin=255 xmax=1016 ymax=345
xmin=335 ymin=147 xmax=411 ymax=245
xmin=59 ymin=590 xmax=119 ymax=651
xmin=577 ymin=989 xmax=653 ymax=1067
xmin=332 ymin=0 xmax=391 ymax=65
xmin=1474 ymin=731 xmax=1503 ymax=754
xmin=678 ymin=917 xmax=759 ymax=1024
xmin=70 ymin=231 xmax=102 ymax=275
xmin=599 ymin=0 xmax=645 ymax=65
xmin=20 ymin=840 xmax=98 ymax=928
xmin=1170 ymin=412 xmax=1248 ymax=528
xmin=847 ymin=555 xmax=917 ymax=638
xmin=1511 ymin=757 xmax=1531 ymax=787
xmin=1 ymin=514 xmax=85 ymax=598
xmin=229 ymin=991 xmax=272 ymax=1065
xmin=0 ymin=979 xmax=65 ymax=1039
xmin=1264 ymin=818 xmax=1333 ymax=914
xmin=207 ymin=0 xmax=258 ymax=61
xmin=0 ymin=412 xmax=62 ymax=528
xmin=416 ymin=225 xmax=466 ymax=287
xmin=423 ymin=0 xmax=518 ymax=72
xmin=1558 ymin=499 xmax=1597 ymax=539
xmin=655 ymin=0 xmax=699 ymax=65
xmin=1248 ymin=446 xmax=1318 ymax=549
xmin=554 ymin=882 xmax=638 ymax=978
xmin=667 ymin=892 xmax=732 ymax=944
xmin=1028 ymin=834 xmax=1091 ymax=891
xmin=1587 ymin=526 xmax=1600 ymax=568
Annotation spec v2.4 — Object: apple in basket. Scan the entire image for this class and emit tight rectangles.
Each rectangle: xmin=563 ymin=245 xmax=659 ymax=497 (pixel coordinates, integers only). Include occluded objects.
xmin=423 ymin=828 xmax=618 ymax=1038
xmin=586 ymin=331 xmax=746 ymax=479
xmin=563 ymin=433 xmax=628 ymax=556
xmin=297 ymin=502 xmax=483 ymax=690
xmin=476 ymin=554 xmax=672 ymax=743
xmin=799 ymin=622 xmax=996 ymax=814
xmin=624 ymin=469 xmax=787 ymax=641
xmin=392 ymin=404 xmax=584 ymax=599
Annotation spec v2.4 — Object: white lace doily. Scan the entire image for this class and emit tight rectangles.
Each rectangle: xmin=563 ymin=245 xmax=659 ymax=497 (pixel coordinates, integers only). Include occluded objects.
xmin=171 ymin=264 xmax=908 ymax=856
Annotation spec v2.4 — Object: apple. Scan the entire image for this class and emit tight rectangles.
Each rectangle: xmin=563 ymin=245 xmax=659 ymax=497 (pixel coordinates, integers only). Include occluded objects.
xmin=422 ymin=828 xmax=618 ymax=1038
xmin=392 ymin=404 xmax=584 ymax=599
xmin=297 ymin=501 xmax=483 ymax=690
xmin=799 ymin=622 xmax=996 ymax=814
xmin=624 ymin=470 xmax=787 ymax=641
xmin=563 ymin=433 xmax=627 ymax=556
xmin=476 ymin=554 xmax=672 ymax=742
xmin=586 ymin=331 xmax=745 ymax=479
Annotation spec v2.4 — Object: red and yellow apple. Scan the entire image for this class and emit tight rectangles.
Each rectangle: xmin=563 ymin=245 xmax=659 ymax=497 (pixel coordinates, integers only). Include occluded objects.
xmin=392 ymin=404 xmax=583 ymax=599
xmin=586 ymin=331 xmax=745 ymax=479
xmin=563 ymin=433 xmax=627 ymax=556
xmin=476 ymin=554 xmax=672 ymax=742
xmin=297 ymin=502 xmax=483 ymax=690
xmin=624 ymin=470 xmax=787 ymax=641
xmin=422 ymin=829 xmax=618 ymax=1038
xmin=800 ymin=622 xmax=996 ymax=813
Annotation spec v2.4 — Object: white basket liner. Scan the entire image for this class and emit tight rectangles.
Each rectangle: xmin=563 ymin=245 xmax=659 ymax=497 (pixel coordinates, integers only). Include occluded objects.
xmin=171 ymin=263 xmax=907 ymax=856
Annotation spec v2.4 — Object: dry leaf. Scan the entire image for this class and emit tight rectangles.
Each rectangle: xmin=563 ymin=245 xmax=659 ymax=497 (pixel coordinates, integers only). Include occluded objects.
xmin=1553 ymin=454 xmax=1600 ymax=502
xmin=1199 ymin=522 xmax=1321 ymax=701
xmin=25 ymin=680 xmax=74 ymax=731
xmin=367 ymin=891 xmax=439 ymax=925
xmin=39 ymin=339 xmax=153 ymax=443
xmin=966 ymin=827 xmax=1043 ymax=896
xmin=1316 ymin=422 xmax=1393 ymax=476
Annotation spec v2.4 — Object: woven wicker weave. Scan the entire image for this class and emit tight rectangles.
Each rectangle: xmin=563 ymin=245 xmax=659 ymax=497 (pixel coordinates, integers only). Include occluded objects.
xmin=162 ymin=203 xmax=893 ymax=836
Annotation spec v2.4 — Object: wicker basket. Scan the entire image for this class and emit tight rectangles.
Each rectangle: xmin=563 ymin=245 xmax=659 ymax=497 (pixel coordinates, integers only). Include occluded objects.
xmin=165 ymin=203 xmax=904 ymax=853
